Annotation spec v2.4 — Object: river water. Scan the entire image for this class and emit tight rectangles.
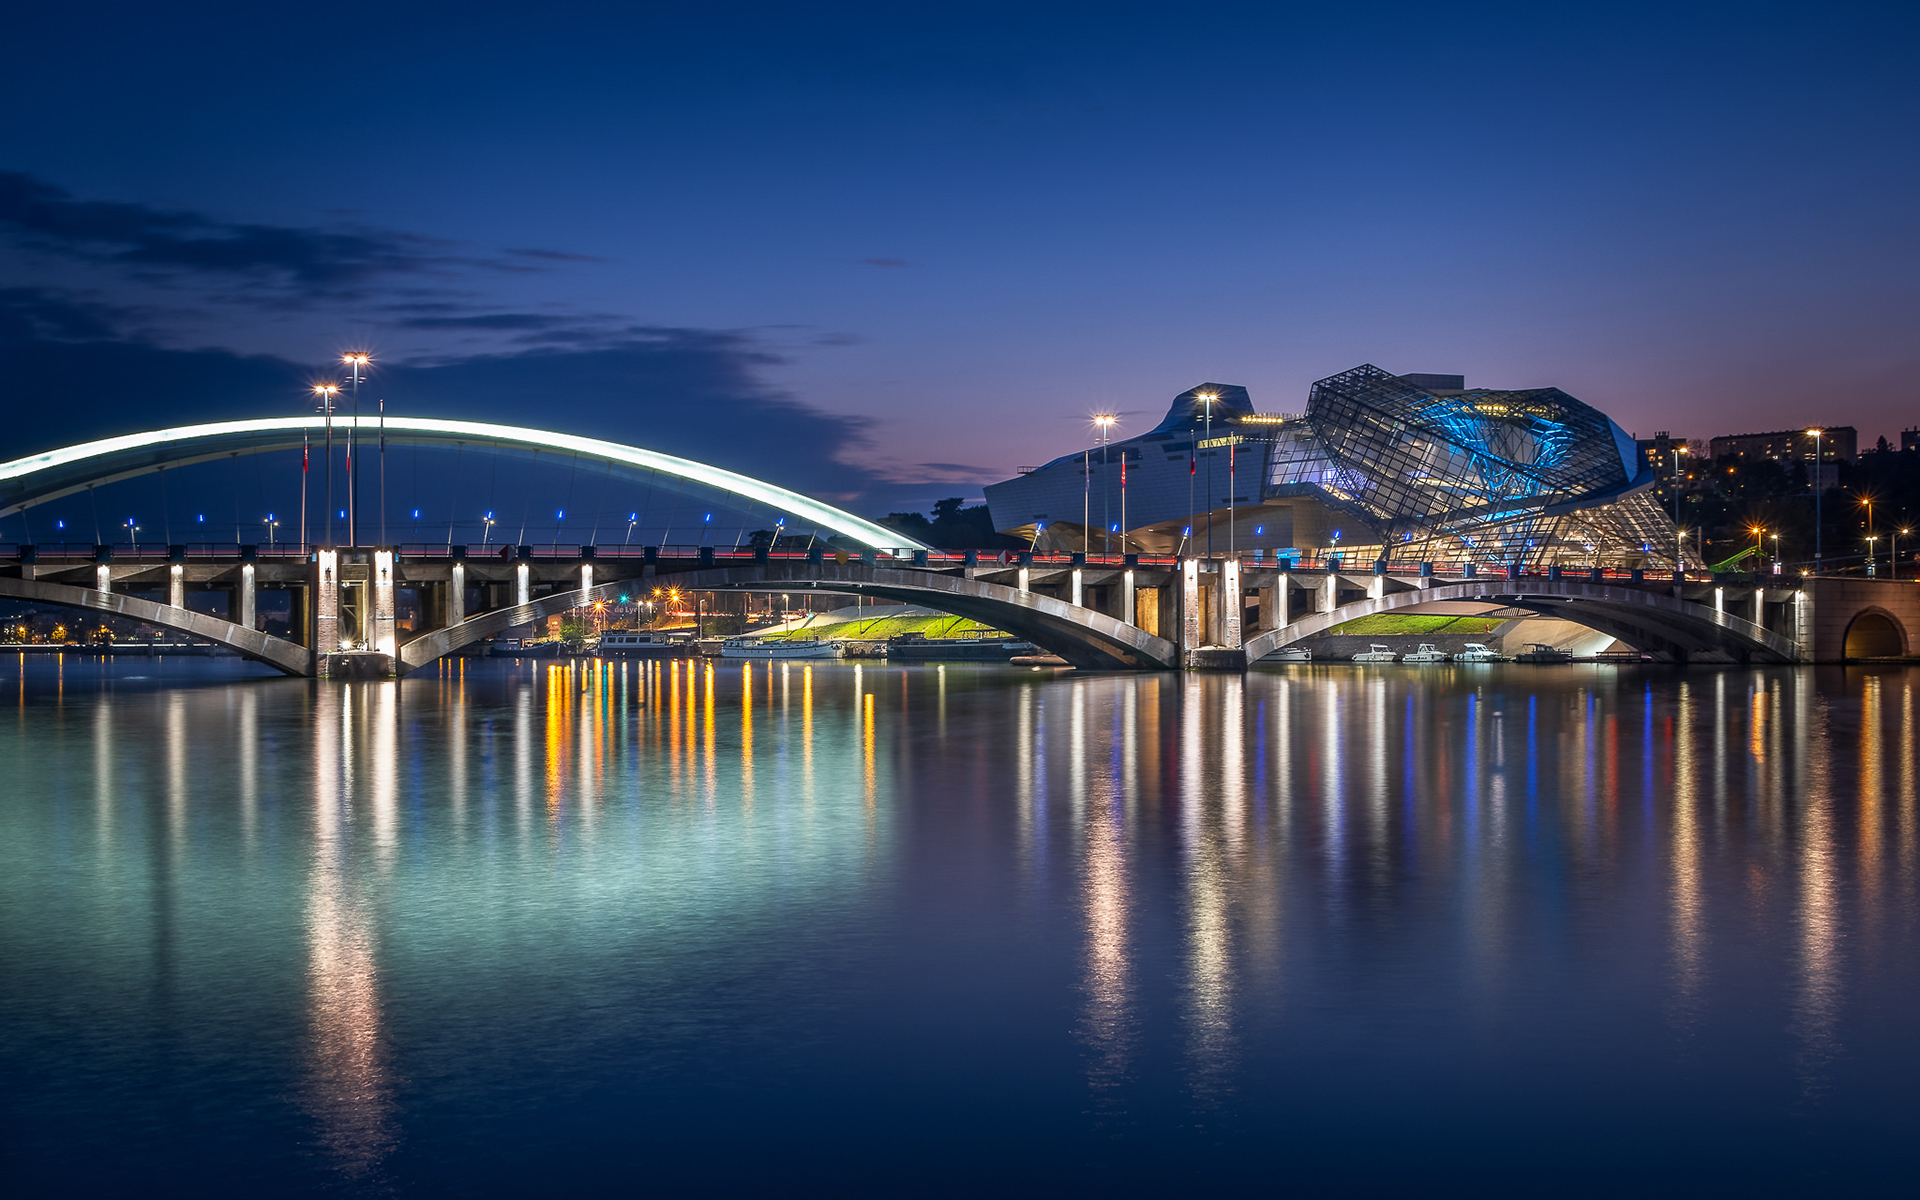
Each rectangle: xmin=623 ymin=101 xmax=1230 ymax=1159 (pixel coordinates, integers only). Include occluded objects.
xmin=2 ymin=656 xmax=1915 ymax=1196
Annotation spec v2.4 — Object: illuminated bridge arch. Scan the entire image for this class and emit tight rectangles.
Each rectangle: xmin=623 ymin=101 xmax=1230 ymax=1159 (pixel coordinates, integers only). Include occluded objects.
xmin=0 ymin=415 xmax=921 ymax=550
xmin=1243 ymin=580 xmax=1800 ymax=664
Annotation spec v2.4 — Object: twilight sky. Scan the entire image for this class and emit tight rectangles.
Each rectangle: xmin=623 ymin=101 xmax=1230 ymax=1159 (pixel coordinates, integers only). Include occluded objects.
xmin=3 ymin=1 xmax=1917 ymax=516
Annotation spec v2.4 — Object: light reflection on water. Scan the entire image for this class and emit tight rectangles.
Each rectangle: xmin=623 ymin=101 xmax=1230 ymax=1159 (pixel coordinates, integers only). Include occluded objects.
xmin=2 ymin=656 xmax=1918 ymax=1196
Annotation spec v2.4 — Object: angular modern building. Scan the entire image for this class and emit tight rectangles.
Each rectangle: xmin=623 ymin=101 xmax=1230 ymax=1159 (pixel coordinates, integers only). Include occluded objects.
xmin=984 ymin=363 xmax=1690 ymax=571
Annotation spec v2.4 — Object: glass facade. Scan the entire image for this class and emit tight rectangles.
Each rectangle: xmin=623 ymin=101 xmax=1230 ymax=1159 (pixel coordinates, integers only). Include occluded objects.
xmin=1269 ymin=364 xmax=1685 ymax=569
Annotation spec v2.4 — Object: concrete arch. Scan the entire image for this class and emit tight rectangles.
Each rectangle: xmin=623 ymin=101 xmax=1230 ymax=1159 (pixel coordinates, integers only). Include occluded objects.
xmin=1242 ymin=580 xmax=1799 ymax=664
xmin=0 ymin=415 xmax=922 ymax=551
xmin=0 ymin=575 xmax=313 ymax=676
xmin=1842 ymin=607 xmax=1907 ymax=659
xmin=398 ymin=563 xmax=1180 ymax=672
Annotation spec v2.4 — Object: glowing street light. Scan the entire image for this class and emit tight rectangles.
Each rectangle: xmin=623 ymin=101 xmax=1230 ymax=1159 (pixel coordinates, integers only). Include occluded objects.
xmin=1897 ymin=528 xmax=1911 ymax=581
xmin=1807 ymin=429 xmax=1824 ymax=572
xmin=481 ymin=511 xmax=497 ymax=547
xmin=1092 ymin=413 xmax=1117 ymax=557
xmin=341 ymin=354 xmax=370 ymax=547
xmin=264 ymin=514 xmax=279 ymax=546
xmin=315 ymin=384 xmax=341 ymax=545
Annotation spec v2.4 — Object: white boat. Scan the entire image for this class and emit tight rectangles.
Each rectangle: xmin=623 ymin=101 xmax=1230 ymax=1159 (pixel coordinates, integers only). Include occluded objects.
xmin=1402 ymin=643 xmax=1449 ymax=663
xmin=1269 ymin=646 xmax=1312 ymax=662
xmin=596 ymin=631 xmax=689 ymax=657
xmin=1455 ymin=642 xmax=1502 ymax=663
xmin=720 ymin=636 xmax=843 ymax=660
xmin=1351 ymin=644 xmax=1398 ymax=663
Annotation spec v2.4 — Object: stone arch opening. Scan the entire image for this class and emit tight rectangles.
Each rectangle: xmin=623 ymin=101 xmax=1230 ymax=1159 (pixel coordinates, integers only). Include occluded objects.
xmin=1843 ymin=609 xmax=1906 ymax=659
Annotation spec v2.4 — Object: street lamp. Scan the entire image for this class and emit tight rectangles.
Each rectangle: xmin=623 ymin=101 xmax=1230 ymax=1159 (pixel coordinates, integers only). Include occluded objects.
xmin=1092 ymin=413 xmax=1116 ymax=557
xmin=1671 ymin=442 xmax=1688 ymax=572
xmin=315 ymin=384 xmax=340 ymax=546
xmin=1866 ymin=534 xmax=1880 ymax=577
xmin=481 ymin=512 xmax=496 ymax=547
xmin=1807 ymin=429 xmax=1824 ymax=572
xmin=341 ymin=353 xmax=370 ymax=547
xmin=1897 ymin=528 xmax=1911 ymax=581
xmin=1197 ymin=391 xmax=1217 ymax=558
xmin=264 ymin=515 xmax=278 ymax=546
xmin=1858 ymin=493 xmax=1876 ymax=576
xmin=1770 ymin=532 xmax=1780 ymax=573
xmin=1749 ymin=525 xmax=1765 ymax=570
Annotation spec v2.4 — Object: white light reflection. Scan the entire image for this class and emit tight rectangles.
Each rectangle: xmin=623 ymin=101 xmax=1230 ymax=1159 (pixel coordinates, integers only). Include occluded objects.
xmin=301 ymin=685 xmax=397 ymax=1181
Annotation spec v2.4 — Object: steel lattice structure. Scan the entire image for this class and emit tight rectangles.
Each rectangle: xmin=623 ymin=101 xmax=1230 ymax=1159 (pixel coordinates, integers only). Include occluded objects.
xmin=1268 ymin=365 xmax=1684 ymax=569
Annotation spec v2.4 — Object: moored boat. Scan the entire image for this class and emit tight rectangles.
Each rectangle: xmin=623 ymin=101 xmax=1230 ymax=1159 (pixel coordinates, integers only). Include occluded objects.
xmin=596 ymin=631 xmax=691 ymax=657
xmin=1454 ymin=642 xmax=1502 ymax=662
xmin=1515 ymin=642 xmax=1574 ymax=664
xmin=1402 ymin=643 xmax=1448 ymax=663
xmin=1352 ymin=644 xmax=1398 ymax=663
xmin=720 ymin=636 xmax=843 ymax=660
xmin=887 ymin=631 xmax=1035 ymax=662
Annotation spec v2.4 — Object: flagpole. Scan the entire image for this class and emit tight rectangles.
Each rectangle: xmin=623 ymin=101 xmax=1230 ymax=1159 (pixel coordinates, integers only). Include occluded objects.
xmin=300 ymin=429 xmax=309 ymax=555
xmin=379 ymin=397 xmax=387 ymax=547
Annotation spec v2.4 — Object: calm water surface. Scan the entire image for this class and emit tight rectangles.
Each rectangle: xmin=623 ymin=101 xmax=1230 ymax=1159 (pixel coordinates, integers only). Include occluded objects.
xmin=2 ymin=656 xmax=1916 ymax=1196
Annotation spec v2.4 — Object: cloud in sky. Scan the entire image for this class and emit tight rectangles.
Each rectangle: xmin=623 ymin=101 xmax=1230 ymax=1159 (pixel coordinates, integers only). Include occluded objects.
xmin=0 ymin=285 xmax=945 ymax=514
xmin=0 ymin=170 xmax=605 ymax=297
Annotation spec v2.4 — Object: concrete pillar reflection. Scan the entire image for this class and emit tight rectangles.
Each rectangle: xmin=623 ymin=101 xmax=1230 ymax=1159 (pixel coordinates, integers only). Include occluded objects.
xmin=371 ymin=551 xmax=396 ymax=658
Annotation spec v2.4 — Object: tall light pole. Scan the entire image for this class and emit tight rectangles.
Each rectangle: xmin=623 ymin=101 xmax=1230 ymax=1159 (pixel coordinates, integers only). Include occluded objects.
xmin=1093 ymin=414 xmax=1116 ymax=557
xmin=315 ymin=384 xmax=340 ymax=546
xmin=1199 ymin=391 xmax=1216 ymax=558
xmin=342 ymin=354 xmax=370 ymax=545
xmin=1866 ymin=534 xmax=1880 ymax=577
xmin=1860 ymin=494 xmax=1875 ymax=576
xmin=1807 ymin=429 xmax=1824 ymax=573
xmin=1671 ymin=441 xmax=1687 ymax=573
xmin=1897 ymin=528 xmax=1910 ymax=580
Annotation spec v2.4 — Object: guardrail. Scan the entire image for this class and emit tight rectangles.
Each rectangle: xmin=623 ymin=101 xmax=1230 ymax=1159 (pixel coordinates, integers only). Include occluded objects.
xmin=0 ymin=542 xmax=1799 ymax=585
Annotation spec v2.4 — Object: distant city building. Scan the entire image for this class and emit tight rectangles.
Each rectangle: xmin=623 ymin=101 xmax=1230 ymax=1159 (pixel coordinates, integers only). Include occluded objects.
xmin=1903 ymin=427 xmax=1920 ymax=453
xmin=1708 ymin=426 xmax=1856 ymax=466
xmin=985 ymin=364 xmax=1685 ymax=570
xmin=1636 ymin=432 xmax=1700 ymax=498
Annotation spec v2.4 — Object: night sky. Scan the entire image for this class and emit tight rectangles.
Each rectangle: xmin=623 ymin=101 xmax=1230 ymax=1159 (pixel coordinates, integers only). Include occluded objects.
xmin=4 ymin=2 xmax=1917 ymax=516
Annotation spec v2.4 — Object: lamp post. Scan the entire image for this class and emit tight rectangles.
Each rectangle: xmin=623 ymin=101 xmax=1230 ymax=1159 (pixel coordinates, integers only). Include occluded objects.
xmin=625 ymin=513 xmax=639 ymax=545
xmin=1093 ymin=414 xmax=1116 ymax=557
xmin=481 ymin=513 xmax=496 ymax=547
xmin=1750 ymin=525 xmax=1765 ymax=570
xmin=1866 ymin=535 xmax=1880 ymax=577
xmin=1770 ymin=532 xmax=1780 ymax=573
xmin=264 ymin=516 xmax=278 ymax=546
xmin=1198 ymin=391 xmax=1216 ymax=558
xmin=1671 ymin=442 xmax=1687 ymax=572
xmin=342 ymin=354 xmax=370 ymax=546
xmin=315 ymin=384 xmax=340 ymax=545
xmin=1859 ymin=494 xmax=1875 ymax=576
xmin=1807 ymin=429 xmax=1823 ymax=573
xmin=1897 ymin=528 xmax=1910 ymax=581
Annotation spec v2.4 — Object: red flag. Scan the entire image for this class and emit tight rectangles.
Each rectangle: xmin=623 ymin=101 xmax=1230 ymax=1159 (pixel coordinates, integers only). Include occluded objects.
xmin=1230 ymin=442 xmax=1236 ymax=476
xmin=1189 ymin=452 xmax=1195 ymax=476
xmin=1120 ymin=461 xmax=1126 ymax=491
